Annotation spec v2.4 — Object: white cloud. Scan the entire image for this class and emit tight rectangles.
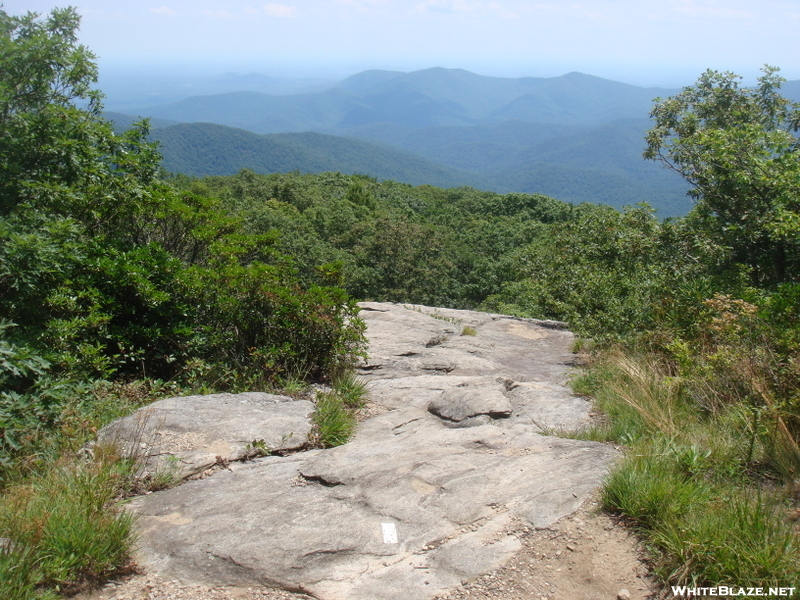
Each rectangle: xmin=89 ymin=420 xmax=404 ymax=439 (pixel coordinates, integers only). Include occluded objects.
xmin=668 ymin=0 xmax=751 ymax=19
xmin=262 ymin=3 xmax=297 ymax=17
xmin=416 ymin=0 xmax=481 ymax=14
xmin=335 ymin=0 xmax=389 ymax=6
xmin=332 ymin=0 xmax=390 ymax=15
xmin=415 ymin=0 xmax=516 ymax=16
xmin=487 ymin=2 xmax=517 ymax=18
xmin=150 ymin=6 xmax=178 ymax=16
xmin=205 ymin=10 xmax=236 ymax=19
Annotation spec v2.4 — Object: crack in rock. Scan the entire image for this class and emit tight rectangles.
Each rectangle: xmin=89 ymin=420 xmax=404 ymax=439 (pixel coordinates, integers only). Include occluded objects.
xmin=297 ymin=473 xmax=345 ymax=487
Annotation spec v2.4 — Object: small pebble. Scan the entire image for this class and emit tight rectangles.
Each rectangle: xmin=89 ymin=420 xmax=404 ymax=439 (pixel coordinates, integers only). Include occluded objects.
xmin=618 ymin=589 xmax=631 ymax=600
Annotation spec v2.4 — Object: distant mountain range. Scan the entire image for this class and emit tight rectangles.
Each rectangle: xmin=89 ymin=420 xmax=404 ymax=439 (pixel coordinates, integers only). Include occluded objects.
xmin=99 ymin=71 xmax=334 ymax=113
xmin=108 ymin=68 xmax=800 ymax=216
xmin=125 ymin=68 xmax=679 ymax=132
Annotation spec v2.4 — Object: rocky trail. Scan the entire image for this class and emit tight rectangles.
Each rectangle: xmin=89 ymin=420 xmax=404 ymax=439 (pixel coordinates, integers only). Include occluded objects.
xmin=80 ymin=303 xmax=657 ymax=600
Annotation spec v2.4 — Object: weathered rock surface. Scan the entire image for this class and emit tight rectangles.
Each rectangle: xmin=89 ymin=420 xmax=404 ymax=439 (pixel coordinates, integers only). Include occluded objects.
xmin=115 ymin=303 xmax=618 ymax=600
xmin=427 ymin=383 xmax=513 ymax=425
xmin=97 ymin=393 xmax=314 ymax=480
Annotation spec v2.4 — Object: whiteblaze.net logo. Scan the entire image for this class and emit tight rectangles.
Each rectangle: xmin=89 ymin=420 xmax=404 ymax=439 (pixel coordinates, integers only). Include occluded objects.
xmin=671 ymin=587 xmax=796 ymax=597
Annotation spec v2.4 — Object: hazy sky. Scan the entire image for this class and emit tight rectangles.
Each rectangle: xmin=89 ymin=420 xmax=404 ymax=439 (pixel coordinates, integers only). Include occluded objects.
xmin=4 ymin=0 xmax=799 ymax=86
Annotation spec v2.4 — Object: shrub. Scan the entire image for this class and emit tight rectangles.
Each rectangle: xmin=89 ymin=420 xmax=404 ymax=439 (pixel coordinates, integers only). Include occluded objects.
xmin=185 ymin=260 xmax=366 ymax=387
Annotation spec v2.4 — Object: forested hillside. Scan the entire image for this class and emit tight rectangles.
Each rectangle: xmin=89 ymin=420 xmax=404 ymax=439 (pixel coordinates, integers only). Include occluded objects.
xmin=171 ymin=170 xmax=575 ymax=309
xmin=143 ymin=120 xmax=690 ymax=214
xmin=152 ymin=123 xmax=478 ymax=188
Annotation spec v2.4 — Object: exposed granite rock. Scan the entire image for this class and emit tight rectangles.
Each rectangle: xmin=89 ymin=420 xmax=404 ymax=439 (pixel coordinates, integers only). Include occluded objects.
xmin=427 ymin=383 xmax=513 ymax=425
xmin=97 ymin=392 xmax=314 ymax=480
xmin=106 ymin=302 xmax=616 ymax=600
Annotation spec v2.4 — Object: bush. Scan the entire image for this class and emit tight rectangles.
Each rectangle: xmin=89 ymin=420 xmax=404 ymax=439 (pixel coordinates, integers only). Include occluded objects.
xmin=185 ymin=261 xmax=366 ymax=387
xmin=481 ymin=204 xmax=669 ymax=339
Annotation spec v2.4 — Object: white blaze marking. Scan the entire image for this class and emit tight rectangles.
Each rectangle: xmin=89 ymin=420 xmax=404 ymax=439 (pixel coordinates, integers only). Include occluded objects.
xmin=381 ymin=522 xmax=398 ymax=544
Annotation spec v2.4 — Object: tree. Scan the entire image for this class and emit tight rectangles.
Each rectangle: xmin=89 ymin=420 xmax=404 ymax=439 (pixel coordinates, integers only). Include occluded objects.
xmin=0 ymin=7 xmax=166 ymax=374
xmin=644 ymin=66 xmax=800 ymax=285
xmin=0 ymin=6 xmax=160 ymax=225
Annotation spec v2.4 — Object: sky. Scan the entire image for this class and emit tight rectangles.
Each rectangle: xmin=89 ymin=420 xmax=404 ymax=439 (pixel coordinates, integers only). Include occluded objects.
xmin=4 ymin=0 xmax=800 ymax=87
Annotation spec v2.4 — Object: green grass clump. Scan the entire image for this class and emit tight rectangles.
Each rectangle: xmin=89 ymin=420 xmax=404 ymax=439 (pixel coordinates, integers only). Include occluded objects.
xmin=0 ymin=379 xmax=186 ymax=599
xmin=652 ymin=492 xmax=800 ymax=586
xmin=312 ymin=372 xmax=368 ymax=448
xmin=313 ymin=392 xmax=356 ymax=448
xmin=332 ymin=371 xmax=368 ymax=409
xmin=0 ymin=453 xmax=136 ymax=599
xmin=573 ymin=350 xmax=800 ymax=588
xmin=604 ymin=451 xmax=800 ymax=586
xmin=602 ymin=449 xmax=709 ymax=529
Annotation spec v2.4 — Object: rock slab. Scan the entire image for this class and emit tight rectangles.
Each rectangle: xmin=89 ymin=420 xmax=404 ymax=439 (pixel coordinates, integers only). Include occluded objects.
xmin=427 ymin=383 xmax=513 ymax=425
xmin=97 ymin=392 xmax=313 ymax=480
xmin=117 ymin=303 xmax=618 ymax=600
